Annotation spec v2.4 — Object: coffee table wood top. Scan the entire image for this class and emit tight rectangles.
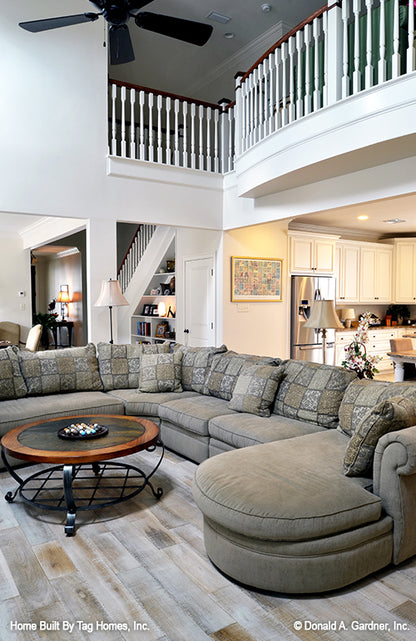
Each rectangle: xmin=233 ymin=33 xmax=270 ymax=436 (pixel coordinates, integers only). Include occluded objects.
xmin=1 ymin=414 xmax=159 ymax=465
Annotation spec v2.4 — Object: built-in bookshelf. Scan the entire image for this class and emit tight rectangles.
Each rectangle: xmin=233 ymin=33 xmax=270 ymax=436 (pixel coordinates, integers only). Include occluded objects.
xmin=131 ymin=241 xmax=176 ymax=344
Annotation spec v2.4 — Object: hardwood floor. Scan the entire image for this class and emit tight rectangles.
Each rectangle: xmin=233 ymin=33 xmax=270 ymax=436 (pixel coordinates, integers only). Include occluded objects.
xmin=1 ymin=446 xmax=416 ymax=641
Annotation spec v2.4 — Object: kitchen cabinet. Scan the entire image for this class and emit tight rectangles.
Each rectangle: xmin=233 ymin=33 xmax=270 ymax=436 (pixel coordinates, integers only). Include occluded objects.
xmin=335 ymin=242 xmax=360 ymax=303
xmin=289 ymin=232 xmax=338 ymax=274
xmin=359 ymin=244 xmax=392 ymax=303
xmin=335 ymin=327 xmax=398 ymax=371
xmin=394 ymin=239 xmax=416 ymax=303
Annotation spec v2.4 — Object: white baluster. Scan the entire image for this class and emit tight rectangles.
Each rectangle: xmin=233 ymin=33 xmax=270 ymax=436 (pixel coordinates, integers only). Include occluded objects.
xmin=281 ymin=41 xmax=289 ymax=125
xmin=267 ymin=55 xmax=274 ymax=134
xmin=199 ymin=105 xmax=204 ymax=170
xmin=313 ymin=18 xmax=321 ymax=111
xmin=139 ymin=90 xmax=145 ymax=160
xmin=213 ymin=108 xmax=219 ymax=173
xmin=322 ymin=11 xmax=328 ymax=107
xmin=342 ymin=0 xmax=351 ymax=97
xmin=165 ymin=97 xmax=171 ymax=165
xmin=407 ymin=0 xmax=415 ymax=72
xmin=228 ymin=106 xmax=234 ymax=171
xmin=111 ymin=83 xmax=117 ymax=155
xmin=392 ymin=0 xmax=401 ymax=77
xmin=157 ymin=95 xmax=163 ymax=163
xmin=288 ymin=37 xmax=296 ymax=122
xmin=262 ymin=59 xmax=269 ymax=138
xmin=190 ymin=103 xmax=196 ymax=169
xmin=365 ymin=0 xmax=374 ymax=88
xmin=353 ymin=0 xmax=362 ymax=93
xmin=148 ymin=92 xmax=154 ymax=162
xmin=206 ymin=107 xmax=212 ymax=172
xmin=120 ymin=85 xmax=127 ymax=157
xmin=241 ymin=79 xmax=248 ymax=152
xmin=296 ymin=30 xmax=304 ymax=120
xmin=378 ymin=0 xmax=387 ymax=83
xmin=129 ymin=88 xmax=136 ymax=159
xmin=182 ymin=101 xmax=188 ymax=168
xmin=304 ymin=24 xmax=312 ymax=115
xmin=247 ymin=74 xmax=253 ymax=147
xmin=257 ymin=64 xmax=264 ymax=142
xmin=274 ymin=48 xmax=281 ymax=130
xmin=174 ymin=99 xmax=180 ymax=166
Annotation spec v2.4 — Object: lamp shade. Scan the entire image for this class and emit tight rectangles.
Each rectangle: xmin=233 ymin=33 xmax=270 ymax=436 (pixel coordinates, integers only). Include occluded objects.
xmin=341 ymin=308 xmax=355 ymax=321
xmin=304 ymin=299 xmax=343 ymax=330
xmin=94 ymin=279 xmax=129 ymax=307
xmin=57 ymin=285 xmax=70 ymax=303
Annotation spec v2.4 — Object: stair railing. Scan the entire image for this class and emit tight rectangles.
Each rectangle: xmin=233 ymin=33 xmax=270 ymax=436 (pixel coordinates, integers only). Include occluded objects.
xmin=117 ymin=224 xmax=157 ymax=293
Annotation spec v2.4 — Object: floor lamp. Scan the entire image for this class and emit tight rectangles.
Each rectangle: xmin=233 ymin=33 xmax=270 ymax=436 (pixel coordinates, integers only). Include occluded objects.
xmin=94 ymin=278 xmax=129 ymax=344
xmin=303 ymin=299 xmax=343 ymax=364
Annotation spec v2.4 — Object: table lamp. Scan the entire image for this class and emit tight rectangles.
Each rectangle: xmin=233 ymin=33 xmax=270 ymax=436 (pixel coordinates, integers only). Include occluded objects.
xmin=304 ymin=299 xmax=343 ymax=364
xmin=341 ymin=308 xmax=355 ymax=328
xmin=56 ymin=285 xmax=71 ymax=321
xmin=94 ymin=278 xmax=129 ymax=344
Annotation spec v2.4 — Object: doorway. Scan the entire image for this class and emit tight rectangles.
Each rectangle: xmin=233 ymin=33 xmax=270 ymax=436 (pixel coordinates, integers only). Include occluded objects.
xmin=184 ymin=256 xmax=216 ymax=346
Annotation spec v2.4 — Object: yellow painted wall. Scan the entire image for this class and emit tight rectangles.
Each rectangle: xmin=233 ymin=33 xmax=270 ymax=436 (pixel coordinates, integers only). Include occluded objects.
xmin=223 ymin=220 xmax=290 ymax=358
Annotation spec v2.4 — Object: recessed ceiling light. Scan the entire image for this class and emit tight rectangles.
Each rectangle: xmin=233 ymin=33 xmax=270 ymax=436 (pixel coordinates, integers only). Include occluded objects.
xmin=383 ymin=218 xmax=406 ymax=224
xmin=207 ymin=11 xmax=231 ymax=24
xmin=261 ymin=3 xmax=272 ymax=12
xmin=224 ymin=32 xmax=235 ymax=39
xmin=357 ymin=215 xmax=368 ymax=220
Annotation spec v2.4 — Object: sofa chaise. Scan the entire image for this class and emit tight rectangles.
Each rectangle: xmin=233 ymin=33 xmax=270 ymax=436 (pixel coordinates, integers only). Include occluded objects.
xmin=1 ymin=341 xmax=416 ymax=593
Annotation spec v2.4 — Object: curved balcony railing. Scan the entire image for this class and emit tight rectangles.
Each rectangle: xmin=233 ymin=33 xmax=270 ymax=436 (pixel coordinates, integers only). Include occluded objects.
xmin=108 ymin=0 xmax=415 ymax=174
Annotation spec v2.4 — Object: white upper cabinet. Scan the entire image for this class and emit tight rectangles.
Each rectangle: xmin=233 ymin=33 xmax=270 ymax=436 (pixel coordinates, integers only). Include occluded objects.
xmin=336 ymin=242 xmax=360 ymax=303
xmin=289 ymin=232 xmax=338 ymax=274
xmin=359 ymin=244 xmax=392 ymax=303
xmin=394 ymin=239 xmax=416 ymax=303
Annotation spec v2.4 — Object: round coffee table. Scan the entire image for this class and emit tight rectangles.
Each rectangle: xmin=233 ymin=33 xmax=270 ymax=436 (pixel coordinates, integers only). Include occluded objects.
xmin=1 ymin=414 xmax=164 ymax=536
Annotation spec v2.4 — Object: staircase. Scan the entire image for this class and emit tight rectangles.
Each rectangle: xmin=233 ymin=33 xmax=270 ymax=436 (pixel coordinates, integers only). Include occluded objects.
xmin=117 ymin=224 xmax=157 ymax=293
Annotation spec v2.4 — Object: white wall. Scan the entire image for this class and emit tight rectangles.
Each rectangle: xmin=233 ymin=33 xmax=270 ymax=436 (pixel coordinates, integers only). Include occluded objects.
xmin=0 ymin=1 xmax=223 ymax=232
xmin=222 ymin=220 xmax=290 ymax=358
xmin=0 ymin=234 xmax=32 ymax=340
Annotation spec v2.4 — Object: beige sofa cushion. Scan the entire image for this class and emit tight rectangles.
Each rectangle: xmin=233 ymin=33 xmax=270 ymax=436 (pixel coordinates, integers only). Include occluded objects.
xmin=0 ymin=347 xmax=27 ymax=400
xmin=159 ymin=395 xmax=235 ymax=436
xmin=174 ymin=344 xmax=227 ymax=393
xmin=274 ymin=360 xmax=357 ymax=428
xmin=204 ymin=351 xmax=281 ymax=401
xmin=138 ymin=351 xmax=183 ymax=393
xmin=97 ymin=342 xmax=169 ymax=391
xmin=344 ymin=395 xmax=416 ymax=476
xmin=228 ymin=362 xmax=284 ymax=417
xmin=193 ymin=430 xmax=381 ymax=542
xmin=338 ymin=379 xmax=416 ymax=437
xmin=18 ymin=344 xmax=103 ymax=396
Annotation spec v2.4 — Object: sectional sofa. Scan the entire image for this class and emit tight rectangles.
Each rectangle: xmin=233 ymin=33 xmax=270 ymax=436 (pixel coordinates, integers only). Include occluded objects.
xmin=1 ymin=341 xmax=416 ymax=594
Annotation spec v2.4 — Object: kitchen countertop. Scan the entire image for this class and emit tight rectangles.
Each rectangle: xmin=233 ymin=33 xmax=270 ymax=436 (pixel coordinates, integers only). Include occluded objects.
xmin=336 ymin=325 xmax=416 ymax=332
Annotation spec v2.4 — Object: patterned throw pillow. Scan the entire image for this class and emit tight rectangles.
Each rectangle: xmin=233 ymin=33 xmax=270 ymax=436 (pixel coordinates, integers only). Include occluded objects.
xmin=138 ymin=351 xmax=183 ymax=393
xmin=0 ymin=347 xmax=27 ymax=400
xmin=228 ymin=363 xmax=284 ymax=417
xmin=97 ymin=342 xmax=170 ymax=391
xmin=338 ymin=379 xmax=416 ymax=437
xmin=18 ymin=343 xmax=103 ymax=395
xmin=204 ymin=351 xmax=281 ymax=401
xmin=175 ymin=344 xmax=227 ymax=393
xmin=274 ymin=360 xmax=357 ymax=428
xmin=343 ymin=395 xmax=416 ymax=476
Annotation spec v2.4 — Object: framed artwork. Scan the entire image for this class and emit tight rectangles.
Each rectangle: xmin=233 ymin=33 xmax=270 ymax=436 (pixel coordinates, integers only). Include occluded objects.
xmin=155 ymin=323 xmax=167 ymax=337
xmin=142 ymin=304 xmax=150 ymax=315
xmin=231 ymin=256 xmax=283 ymax=302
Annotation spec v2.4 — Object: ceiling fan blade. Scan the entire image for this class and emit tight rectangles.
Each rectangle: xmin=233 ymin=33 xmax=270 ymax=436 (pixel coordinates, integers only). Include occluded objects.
xmin=19 ymin=13 xmax=99 ymax=33
xmin=135 ymin=12 xmax=213 ymax=46
xmin=109 ymin=25 xmax=135 ymax=65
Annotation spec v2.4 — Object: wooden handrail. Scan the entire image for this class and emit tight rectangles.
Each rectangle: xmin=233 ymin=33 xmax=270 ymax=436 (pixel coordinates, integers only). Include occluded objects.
xmin=117 ymin=225 xmax=141 ymax=277
xmin=109 ymin=78 xmax=222 ymax=111
xmin=238 ymin=1 xmax=342 ymax=86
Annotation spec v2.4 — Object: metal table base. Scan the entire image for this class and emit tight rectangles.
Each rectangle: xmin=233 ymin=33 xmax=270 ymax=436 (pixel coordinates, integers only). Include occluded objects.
xmin=2 ymin=441 xmax=164 ymax=536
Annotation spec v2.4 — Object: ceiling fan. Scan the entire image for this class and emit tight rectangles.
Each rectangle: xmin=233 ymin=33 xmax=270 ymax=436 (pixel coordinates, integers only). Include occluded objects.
xmin=19 ymin=0 xmax=214 ymax=65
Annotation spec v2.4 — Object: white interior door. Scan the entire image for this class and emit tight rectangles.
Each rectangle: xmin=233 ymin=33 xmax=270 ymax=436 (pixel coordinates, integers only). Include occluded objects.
xmin=184 ymin=256 xmax=215 ymax=346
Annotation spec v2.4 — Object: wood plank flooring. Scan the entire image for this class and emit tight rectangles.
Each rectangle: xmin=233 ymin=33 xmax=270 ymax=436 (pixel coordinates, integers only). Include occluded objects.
xmin=1 ymin=446 xmax=416 ymax=641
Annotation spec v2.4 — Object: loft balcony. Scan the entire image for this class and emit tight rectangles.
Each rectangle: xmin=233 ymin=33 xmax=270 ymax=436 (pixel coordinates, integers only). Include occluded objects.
xmin=108 ymin=0 xmax=416 ymax=197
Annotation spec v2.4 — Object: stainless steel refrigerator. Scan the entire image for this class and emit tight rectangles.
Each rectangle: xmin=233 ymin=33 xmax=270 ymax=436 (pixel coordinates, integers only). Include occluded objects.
xmin=290 ymin=275 xmax=337 ymax=365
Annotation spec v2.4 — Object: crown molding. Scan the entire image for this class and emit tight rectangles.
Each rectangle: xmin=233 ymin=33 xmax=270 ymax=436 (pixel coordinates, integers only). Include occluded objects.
xmin=288 ymin=221 xmax=382 ymax=242
xmin=186 ymin=20 xmax=292 ymax=99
